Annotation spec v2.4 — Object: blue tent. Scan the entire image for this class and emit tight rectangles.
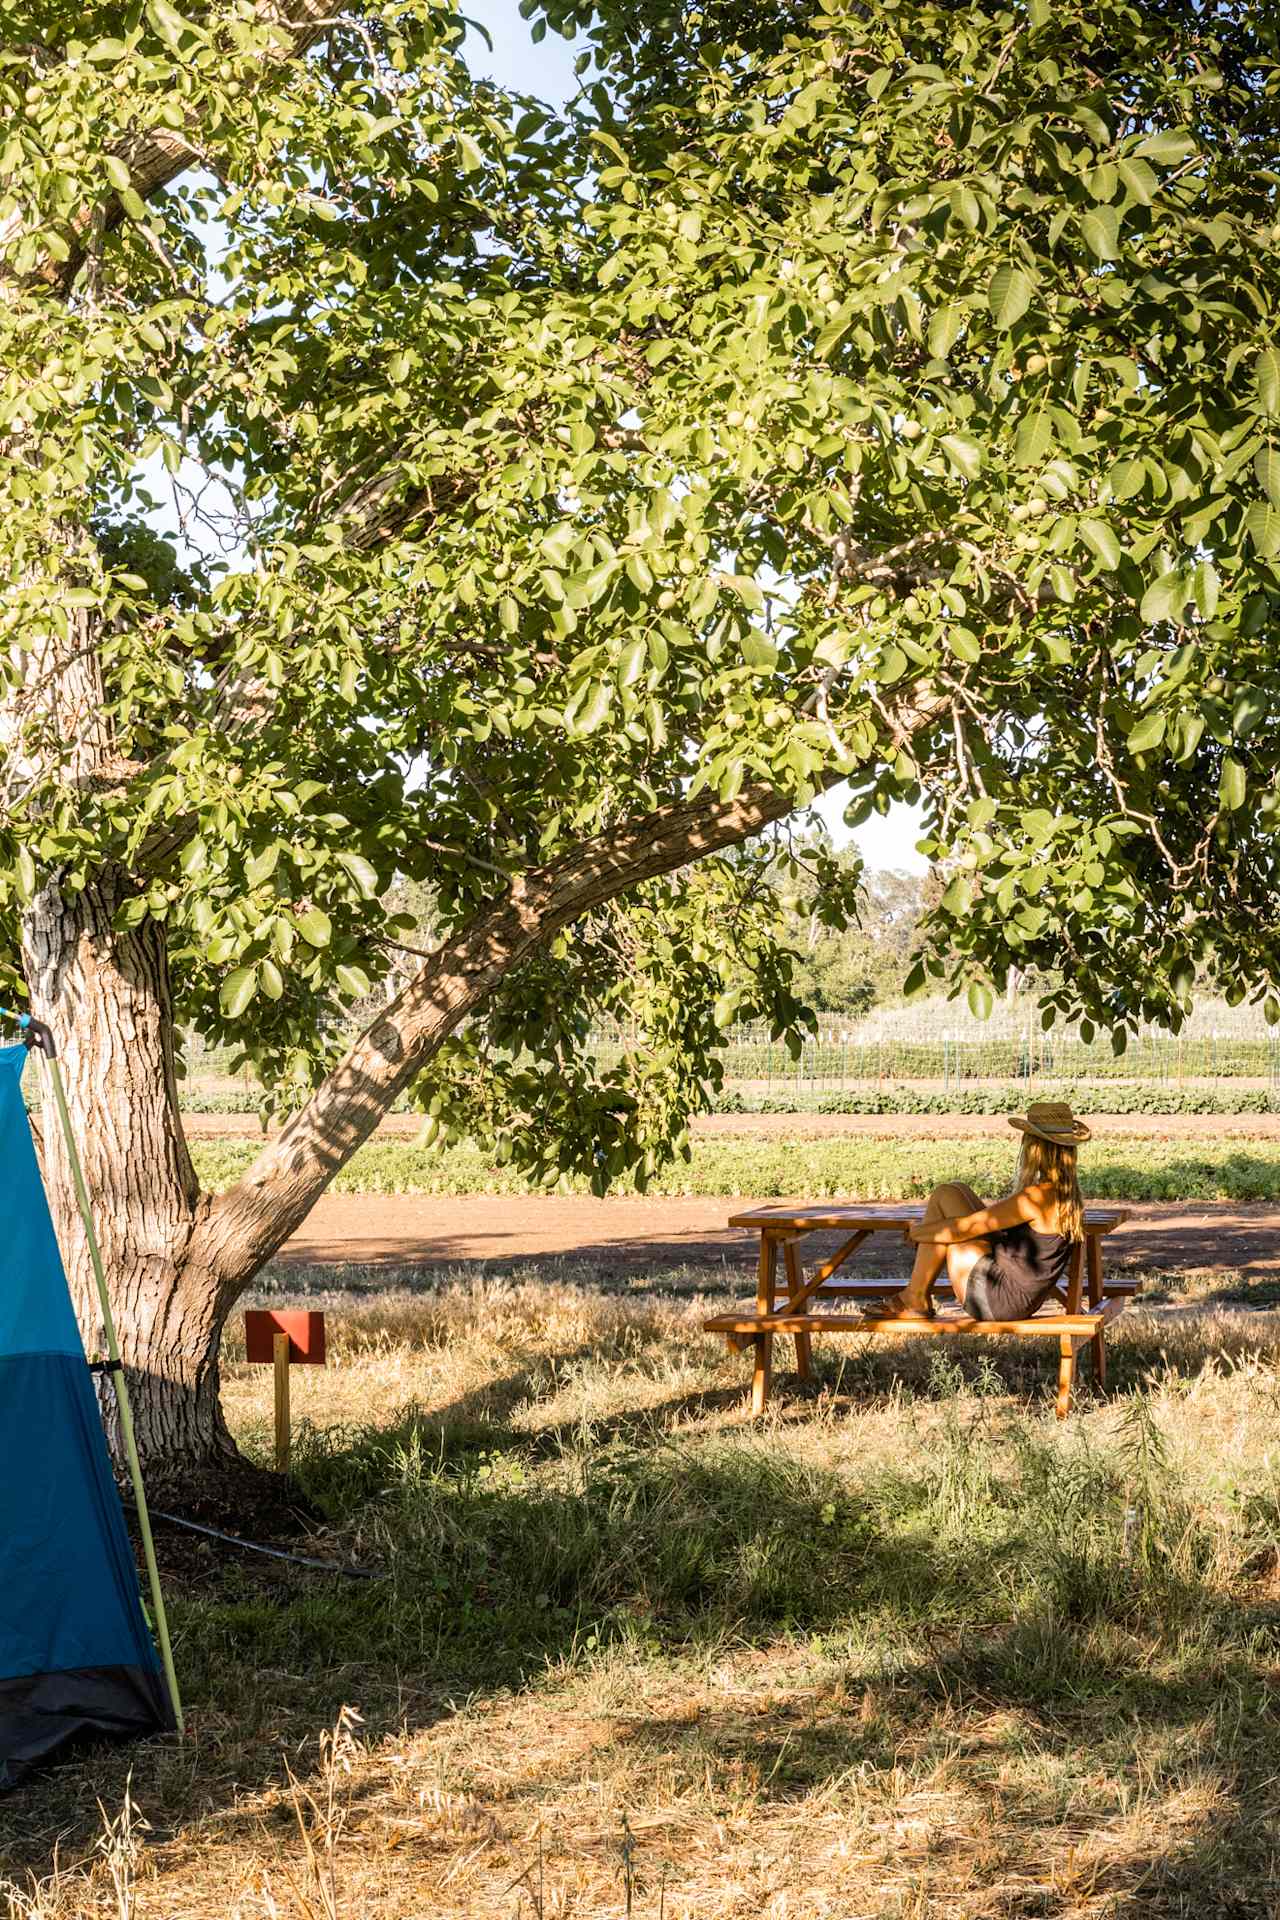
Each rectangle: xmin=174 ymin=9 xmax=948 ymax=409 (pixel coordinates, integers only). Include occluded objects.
xmin=0 ymin=1042 xmax=171 ymax=1789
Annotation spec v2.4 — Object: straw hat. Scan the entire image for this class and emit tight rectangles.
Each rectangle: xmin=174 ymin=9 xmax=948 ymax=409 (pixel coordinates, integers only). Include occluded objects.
xmin=1007 ymin=1100 xmax=1091 ymax=1145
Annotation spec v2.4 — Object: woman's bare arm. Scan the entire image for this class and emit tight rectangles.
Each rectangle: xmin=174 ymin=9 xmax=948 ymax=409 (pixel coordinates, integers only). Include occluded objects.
xmin=909 ymin=1182 xmax=1051 ymax=1245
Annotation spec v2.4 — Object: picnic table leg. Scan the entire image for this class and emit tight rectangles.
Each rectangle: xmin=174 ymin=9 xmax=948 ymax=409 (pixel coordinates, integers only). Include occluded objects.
xmin=1086 ymin=1234 xmax=1107 ymax=1387
xmin=752 ymin=1234 xmax=777 ymax=1415
xmin=1056 ymin=1335 xmax=1076 ymax=1420
xmin=783 ymin=1240 xmax=813 ymax=1381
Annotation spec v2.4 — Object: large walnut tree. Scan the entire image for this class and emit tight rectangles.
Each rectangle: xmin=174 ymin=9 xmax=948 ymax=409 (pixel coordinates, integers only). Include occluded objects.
xmin=1 ymin=0 xmax=1276 ymax=1474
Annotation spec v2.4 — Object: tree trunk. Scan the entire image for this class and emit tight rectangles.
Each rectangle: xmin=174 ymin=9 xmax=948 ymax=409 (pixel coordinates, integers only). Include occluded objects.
xmin=21 ymin=872 xmax=237 ymax=1476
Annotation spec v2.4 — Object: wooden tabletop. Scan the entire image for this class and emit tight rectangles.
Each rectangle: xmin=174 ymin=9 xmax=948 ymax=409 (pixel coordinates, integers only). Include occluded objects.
xmin=727 ymin=1202 xmax=1131 ymax=1235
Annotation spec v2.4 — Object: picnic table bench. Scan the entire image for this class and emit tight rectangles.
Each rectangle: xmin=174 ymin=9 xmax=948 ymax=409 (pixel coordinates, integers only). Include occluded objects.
xmin=703 ymin=1203 xmax=1135 ymax=1418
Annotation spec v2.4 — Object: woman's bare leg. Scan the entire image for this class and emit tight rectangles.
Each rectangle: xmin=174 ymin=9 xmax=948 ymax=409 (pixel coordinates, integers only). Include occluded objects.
xmin=878 ymin=1183 xmax=985 ymax=1317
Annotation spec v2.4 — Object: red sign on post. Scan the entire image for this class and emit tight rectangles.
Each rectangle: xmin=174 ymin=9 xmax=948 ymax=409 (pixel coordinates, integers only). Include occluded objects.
xmin=243 ymin=1310 xmax=326 ymax=1473
xmin=244 ymin=1309 xmax=326 ymax=1366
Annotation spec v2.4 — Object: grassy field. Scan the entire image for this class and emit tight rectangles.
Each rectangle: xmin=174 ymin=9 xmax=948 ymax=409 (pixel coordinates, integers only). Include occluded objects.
xmin=193 ymin=1132 xmax=1280 ymax=1202
xmin=5 ymin=1261 xmax=1280 ymax=1917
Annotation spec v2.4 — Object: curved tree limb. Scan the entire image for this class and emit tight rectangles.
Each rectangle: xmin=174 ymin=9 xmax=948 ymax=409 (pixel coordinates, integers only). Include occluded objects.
xmin=188 ymin=773 xmax=845 ymax=1291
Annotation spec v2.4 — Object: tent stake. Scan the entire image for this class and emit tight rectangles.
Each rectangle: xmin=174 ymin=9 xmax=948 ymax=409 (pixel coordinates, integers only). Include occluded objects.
xmin=36 ymin=1043 xmax=184 ymax=1736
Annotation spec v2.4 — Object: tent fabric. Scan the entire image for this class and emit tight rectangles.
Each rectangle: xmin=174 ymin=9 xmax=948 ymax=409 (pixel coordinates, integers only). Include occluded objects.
xmin=0 ymin=1042 xmax=170 ymax=1790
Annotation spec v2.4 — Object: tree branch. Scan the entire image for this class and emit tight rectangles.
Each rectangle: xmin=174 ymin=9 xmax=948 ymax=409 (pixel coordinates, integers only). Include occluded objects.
xmin=1 ymin=0 xmax=336 ymax=292
xmin=188 ymin=774 xmax=841 ymax=1290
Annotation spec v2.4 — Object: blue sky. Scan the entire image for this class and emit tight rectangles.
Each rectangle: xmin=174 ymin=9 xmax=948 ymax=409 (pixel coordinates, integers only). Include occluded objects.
xmin=459 ymin=0 xmax=588 ymax=99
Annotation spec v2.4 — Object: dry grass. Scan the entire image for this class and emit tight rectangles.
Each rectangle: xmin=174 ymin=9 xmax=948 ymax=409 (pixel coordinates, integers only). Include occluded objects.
xmin=5 ymin=1260 xmax=1280 ymax=1918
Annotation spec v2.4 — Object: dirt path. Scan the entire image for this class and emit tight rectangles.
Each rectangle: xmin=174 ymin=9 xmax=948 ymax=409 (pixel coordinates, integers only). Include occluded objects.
xmin=277 ymin=1192 xmax=1280 ymax=1278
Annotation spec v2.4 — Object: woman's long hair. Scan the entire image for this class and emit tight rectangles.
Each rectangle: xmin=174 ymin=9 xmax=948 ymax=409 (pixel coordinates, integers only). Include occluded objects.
xmin=1015 ymin=1135 xmax=1084 ymax=1241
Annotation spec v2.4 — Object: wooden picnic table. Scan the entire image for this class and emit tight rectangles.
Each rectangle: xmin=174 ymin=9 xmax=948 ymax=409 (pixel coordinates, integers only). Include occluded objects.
xmin=702 ymin=1203 xmax=1134 ymax=1419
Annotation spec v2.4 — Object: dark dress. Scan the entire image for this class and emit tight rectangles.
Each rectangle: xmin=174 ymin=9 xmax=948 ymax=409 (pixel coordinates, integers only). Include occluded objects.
xmin=963 ymin=1222 xmax=1074 ymax=1321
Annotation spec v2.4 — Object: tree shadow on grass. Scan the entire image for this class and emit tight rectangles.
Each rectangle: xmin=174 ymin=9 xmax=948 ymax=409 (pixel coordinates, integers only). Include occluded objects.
xmin=0 ymin=1428 xmax=936 ymax=1879
xmin=5 ymin=1330 xmax=1280 ymax=1909
xmin=447 ymin=1617 xmax=1280 ymax=1918
xmin=302 ymin=1295 xmax=1280 ymax=1482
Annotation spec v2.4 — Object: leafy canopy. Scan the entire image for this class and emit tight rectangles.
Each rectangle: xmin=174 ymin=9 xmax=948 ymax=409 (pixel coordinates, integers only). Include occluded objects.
xmin=2 ymin=0 xmax=1279 ymax=1178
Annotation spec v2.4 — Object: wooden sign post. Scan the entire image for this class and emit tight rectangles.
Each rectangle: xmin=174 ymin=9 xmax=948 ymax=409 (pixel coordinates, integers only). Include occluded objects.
xmin=243 ymin=1310 xmax=326 ymax=1473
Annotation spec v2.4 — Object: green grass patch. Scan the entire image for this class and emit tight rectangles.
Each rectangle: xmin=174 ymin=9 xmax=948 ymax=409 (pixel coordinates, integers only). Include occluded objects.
xmin=192 ymin=1132 xmax=1280 ymax=1202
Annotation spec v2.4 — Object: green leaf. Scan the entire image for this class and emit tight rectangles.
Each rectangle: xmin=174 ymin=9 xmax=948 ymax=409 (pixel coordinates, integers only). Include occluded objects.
xmin=967 ymin=980 xmax=994 ymax=1021
xmin=741 ymin=630 xmax=779 ymax=670
xmin=1140 ymin=571 xmax=1187 ymax=625
xmin=146 ymin=0 xmax=194 ymax=48
xmin=15 ymin=847 xmax=36 ymax=903
xmin=540 ymin=524 xmax=575 ymax=566
xmin=616 ymin=637 xmax=647 ymax=687
xmin=1192 ymin=559 xmax=1219 ymax=620
xmin=1245 ymin=501 xmax=1280 ymax=557
xmin=336 ymin=964 xmax=371 ymax=998
xmin=1080 ymin=206 xmax=1121 ymax=260
xmin=1014 ymin=410 xmax=1052 ymax=467
xmin=1079 ymin=518 xmax=1122 ymax=570
xmin=1255 ymin=447 xmax=1280 ymax=508
xmin=1220 ymin=755 xmax=1247 ymax=811
xmin=988 ymin=263 xmax=1033 ymax=330
xmin=571 ymin=679 xmax=612 ymax=734
xmin=1115 ymin=157 xmax=1157 ymax=205
xmin=259 ymin=959 xmax=284 ymax=1001
xmin=1233 ymin=687 xmax=1267 ymax=740
xmin=941 ymin=433 xmax=983 ymax=482
xmin=297 ymin=907 xmax=332 ymax=948
xmin=1109 ymin=459 xmax=1145 ymax=502
xmin=103 ymin=155 xmax=131 ymax=193
xmin=1172 ymin=712 xmax=1204 ymax=763
xmin=1133 ymin=129 xmax=1197 ymax=164
xmin=1126 ymin=710 xmax=1166 ymax=753
xmin=455 ymin=133 xmax=484 ymax=173
xmin=1256 ymin=348 xmax=1280 ymax=418
xmin=220 ymin=967 xmax=258 ymax=1018
xmin=928 ymin=304 xmax=965 ymax=358
xmin=337 ymin=852 xmax=379 ymax=898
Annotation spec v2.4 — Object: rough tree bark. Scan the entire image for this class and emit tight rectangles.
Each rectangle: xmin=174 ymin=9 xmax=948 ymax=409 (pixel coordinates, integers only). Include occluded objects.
xmin=21 ymin=876 xmax=219 ymax=1469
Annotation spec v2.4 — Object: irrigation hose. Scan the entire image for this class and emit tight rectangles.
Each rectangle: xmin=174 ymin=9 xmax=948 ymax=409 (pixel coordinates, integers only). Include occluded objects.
xmin=128 ymin=1503 xmax=384 ymax=1579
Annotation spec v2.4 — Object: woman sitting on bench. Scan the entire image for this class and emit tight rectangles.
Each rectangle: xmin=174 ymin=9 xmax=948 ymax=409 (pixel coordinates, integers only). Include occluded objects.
xmin=867 ymin=1101 xmax=1089 ymax=1323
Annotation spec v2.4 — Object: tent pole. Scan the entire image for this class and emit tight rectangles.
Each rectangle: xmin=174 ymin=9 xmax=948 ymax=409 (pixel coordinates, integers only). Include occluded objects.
xmin=38 ymin=1049 xmax=184 ymax=1736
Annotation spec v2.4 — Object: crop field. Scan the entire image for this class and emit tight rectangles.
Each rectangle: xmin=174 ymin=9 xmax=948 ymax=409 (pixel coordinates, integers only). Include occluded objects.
xmin=190 ymin=1132 xmax=1280 ymax=1205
